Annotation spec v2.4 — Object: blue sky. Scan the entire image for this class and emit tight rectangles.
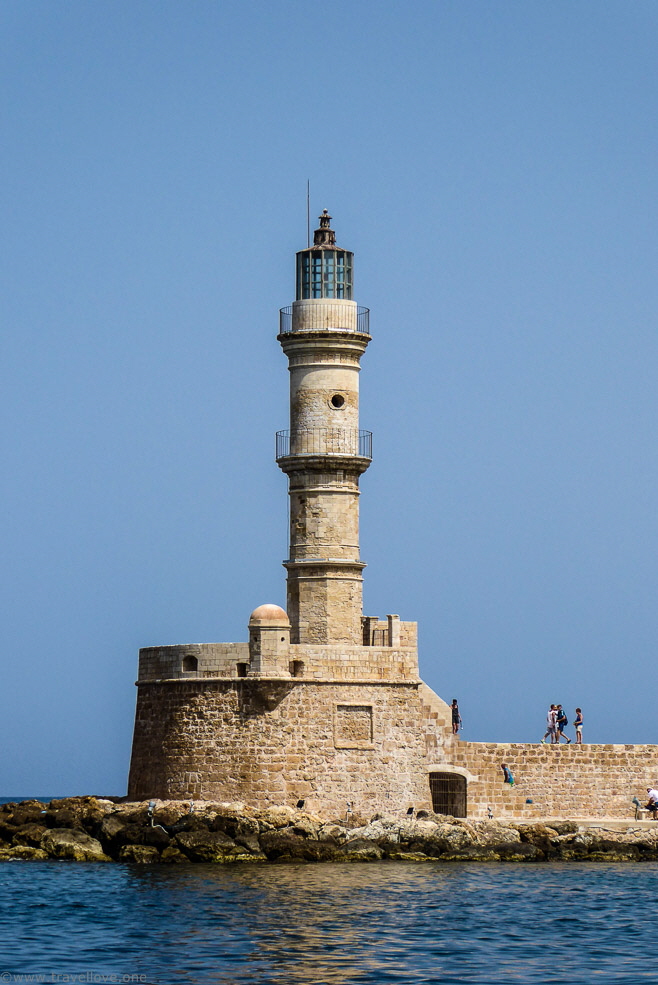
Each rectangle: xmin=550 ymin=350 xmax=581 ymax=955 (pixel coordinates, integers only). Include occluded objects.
xmin=2 ymin=1 xmax=658 ymax=794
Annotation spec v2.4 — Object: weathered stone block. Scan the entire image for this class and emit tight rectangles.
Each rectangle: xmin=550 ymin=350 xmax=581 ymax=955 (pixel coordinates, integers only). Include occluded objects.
xmin=174 ymin=829 xmax=242 ymax=862
xmin=41 ymin=829 xmax=110 ymax=862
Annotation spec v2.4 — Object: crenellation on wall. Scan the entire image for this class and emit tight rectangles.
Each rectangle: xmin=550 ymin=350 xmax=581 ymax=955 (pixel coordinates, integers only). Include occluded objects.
xmin=362 ymin=616 xmax=417 ymax=649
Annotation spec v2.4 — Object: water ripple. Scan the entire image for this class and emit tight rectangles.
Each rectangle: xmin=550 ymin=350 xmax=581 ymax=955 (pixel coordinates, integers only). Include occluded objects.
xmin=1 ymin=862 xmax=658 ymax=983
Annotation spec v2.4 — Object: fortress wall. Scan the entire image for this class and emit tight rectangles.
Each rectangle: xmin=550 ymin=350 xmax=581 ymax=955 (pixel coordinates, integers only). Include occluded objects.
xmin=138 ymin=643 xmax=249 ymax=681
xmin=363 ymin=620 xmax=418 ymax=649
xmin=444 ymin=741 xmax=658 ymax=819
xmin=419 ymin=682 xmax=455 ymax=745
xmin=137 ymin=641 xmax=419 ymax=683
xmin=128 ymin=669 xmax=657 ymax=822
xmin=127 ymin=678 xmax=443 ymax=815
xmin=288 ymin=643 xmax=419 ymax=680
xmin=399 ymin=623 xmax=417 ymax=648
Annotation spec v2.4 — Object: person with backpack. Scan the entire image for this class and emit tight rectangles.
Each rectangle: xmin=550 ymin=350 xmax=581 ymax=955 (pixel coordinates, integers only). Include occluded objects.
xmin=556 ymin=704 xmax=571 ymax=743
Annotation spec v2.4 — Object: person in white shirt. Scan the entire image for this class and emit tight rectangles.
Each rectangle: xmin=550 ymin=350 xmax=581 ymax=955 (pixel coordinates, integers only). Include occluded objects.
xmin=541 ymin=705 xmax=557 ymax=744
xmin=644 ymin=788 xmax=658 ymax=820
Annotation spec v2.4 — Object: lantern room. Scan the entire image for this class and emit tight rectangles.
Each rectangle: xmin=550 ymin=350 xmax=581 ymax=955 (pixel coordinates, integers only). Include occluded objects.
xmin=296 ymin=210 xmax=353 ymax=300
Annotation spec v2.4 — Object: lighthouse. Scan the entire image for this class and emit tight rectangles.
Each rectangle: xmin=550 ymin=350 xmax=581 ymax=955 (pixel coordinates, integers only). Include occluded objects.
xmin=127 ymin=208 xmax=451 ymax=816
xmin=276 ymin=211 xmax=372 ymax=645
xmin=126 ymin=208 xmax=651 ymax=823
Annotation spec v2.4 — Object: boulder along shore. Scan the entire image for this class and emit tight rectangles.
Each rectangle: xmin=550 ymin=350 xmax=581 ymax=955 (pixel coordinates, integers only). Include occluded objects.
xmin=1 ymin=798 xmax=657 ymax=863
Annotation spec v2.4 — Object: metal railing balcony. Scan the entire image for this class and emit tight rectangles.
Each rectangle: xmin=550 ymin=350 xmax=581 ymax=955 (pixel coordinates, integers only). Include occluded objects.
xmin=279 ymin=305 xmax=370 ymax=335
xmin=276 ymin=428 xmax=372 ymax=460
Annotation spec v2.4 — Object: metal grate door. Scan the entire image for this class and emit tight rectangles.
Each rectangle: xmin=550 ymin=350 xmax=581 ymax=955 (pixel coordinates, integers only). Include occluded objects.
xmin=429 ymin=772 xmax=467 ymax=817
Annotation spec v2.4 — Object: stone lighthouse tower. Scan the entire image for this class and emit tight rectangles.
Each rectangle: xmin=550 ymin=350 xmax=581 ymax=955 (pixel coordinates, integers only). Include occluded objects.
xmin=277 ymin=211 xmax=372 ymax=645
xmin=127 ymin=209 xmax=453 ymax=815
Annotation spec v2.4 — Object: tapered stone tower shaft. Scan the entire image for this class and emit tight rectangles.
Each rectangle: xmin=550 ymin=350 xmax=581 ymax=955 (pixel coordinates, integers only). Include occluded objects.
xmin=277 ymin=211 xmax=371 ymax=645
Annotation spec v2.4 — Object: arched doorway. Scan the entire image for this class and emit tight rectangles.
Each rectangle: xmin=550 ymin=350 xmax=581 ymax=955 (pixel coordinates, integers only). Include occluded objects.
xmin=429 ymin=772 xmax=467 ymax=817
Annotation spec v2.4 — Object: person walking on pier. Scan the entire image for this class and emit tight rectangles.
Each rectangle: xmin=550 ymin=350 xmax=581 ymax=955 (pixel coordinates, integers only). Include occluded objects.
xmin=574 ymin=708 xmax=583 ymax=744
xmin=556 ymin=705 xmax=571 ymax=743
xmin=541 ymin=704 xmax=557 ymax=743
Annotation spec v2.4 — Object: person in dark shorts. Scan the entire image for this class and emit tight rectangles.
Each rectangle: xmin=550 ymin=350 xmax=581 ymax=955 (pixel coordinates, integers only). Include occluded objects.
xmin=451 ymin=699 xmax=462 ymax=734
xmin=556 ymin=704 xmax=571 ymax=743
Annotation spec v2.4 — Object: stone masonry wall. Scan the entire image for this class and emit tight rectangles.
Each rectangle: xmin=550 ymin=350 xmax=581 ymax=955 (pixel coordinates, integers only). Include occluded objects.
xmin=287 ymin=566 xmax=365 ymax=645
xmin=137 ymin=641 xmax=419 ymax=683
xmin=137 ymin=643 xmax=250 ymax=681
xmin=443 ymin=740 xmax=658 ymax=820
xmin=289 ymin=642 xmax=418 ymax=680
xmin=363 ymin=619 xmax=417 ymax=649
xmin=128 ymin=678 xmax=445 ymax=815
xmin=128 ymin=665 xmax=658 ymax=821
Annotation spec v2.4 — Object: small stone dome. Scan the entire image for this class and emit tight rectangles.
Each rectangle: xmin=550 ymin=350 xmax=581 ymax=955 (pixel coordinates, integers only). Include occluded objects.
xmin=248 ymin=604 xmax=290 ymax=625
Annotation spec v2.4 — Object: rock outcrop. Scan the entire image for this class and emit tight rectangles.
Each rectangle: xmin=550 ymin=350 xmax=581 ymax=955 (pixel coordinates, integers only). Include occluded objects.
xmin=0 ymin=798 xmax=657 ymax=863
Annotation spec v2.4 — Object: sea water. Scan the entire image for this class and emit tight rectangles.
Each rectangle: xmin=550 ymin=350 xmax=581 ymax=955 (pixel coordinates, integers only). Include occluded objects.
xmin=1 ymin=861 xmax=657 ymax=984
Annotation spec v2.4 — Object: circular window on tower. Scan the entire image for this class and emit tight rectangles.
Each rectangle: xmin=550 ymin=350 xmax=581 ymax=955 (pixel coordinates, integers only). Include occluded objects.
xmin=330 ymin=393 xmax=346 ymax=409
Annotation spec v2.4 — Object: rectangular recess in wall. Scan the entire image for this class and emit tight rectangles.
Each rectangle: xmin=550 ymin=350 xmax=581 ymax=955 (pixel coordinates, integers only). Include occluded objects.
xmin=334 ymin=703 xmax=374 ymax=749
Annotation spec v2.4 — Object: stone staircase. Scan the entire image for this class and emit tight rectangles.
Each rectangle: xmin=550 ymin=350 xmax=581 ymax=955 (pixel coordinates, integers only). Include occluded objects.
xmin=418 ymin=682 xmax=454 ymax=758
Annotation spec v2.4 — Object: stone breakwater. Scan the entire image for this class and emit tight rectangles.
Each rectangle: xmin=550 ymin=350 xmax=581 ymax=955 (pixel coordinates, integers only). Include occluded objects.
xmin=1 ymin=798 xmax=658 ymax=863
